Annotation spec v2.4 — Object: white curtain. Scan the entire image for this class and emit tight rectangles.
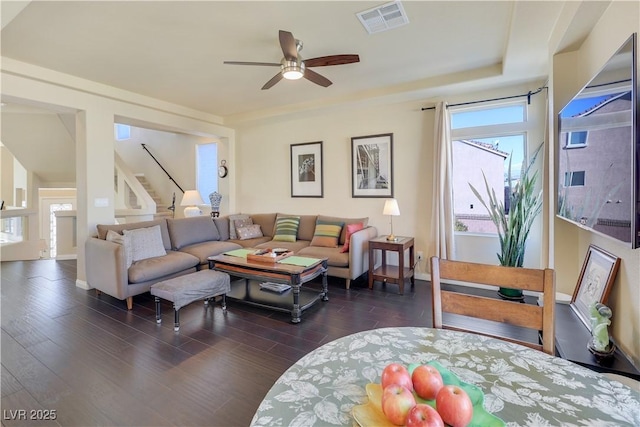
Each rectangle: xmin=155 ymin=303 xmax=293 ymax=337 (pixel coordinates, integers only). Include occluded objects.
xmin=429 ymin=101 xmax=456 ymax=260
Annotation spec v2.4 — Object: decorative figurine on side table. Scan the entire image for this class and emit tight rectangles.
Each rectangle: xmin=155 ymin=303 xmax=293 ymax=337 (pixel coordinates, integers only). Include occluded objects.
xmin=209 ymin=192 xmax=222 ymax=218
xmin=587 ymin=302 xmax=616 ymax=362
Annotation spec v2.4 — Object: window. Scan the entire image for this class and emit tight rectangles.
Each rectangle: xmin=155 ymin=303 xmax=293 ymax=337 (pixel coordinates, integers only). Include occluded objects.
xmin=564 ymin=171 xmax=585 ymax=187
xmin=566 ymin=131 xmax=587 ymax=148
xmin=196 ymin=143 xmax=218 ymax=206
xmin=114 ymin=124 xmax=131 ymax=141
xmin=452 ymin=104 xmax=525 ymax=129
xmin=450 ymin=102 xmax=529 ymax=234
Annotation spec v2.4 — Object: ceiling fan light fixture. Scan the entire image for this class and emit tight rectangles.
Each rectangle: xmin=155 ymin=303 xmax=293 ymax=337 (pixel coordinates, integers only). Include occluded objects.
xmin=282 ymin=59 xmax=305 ymax=80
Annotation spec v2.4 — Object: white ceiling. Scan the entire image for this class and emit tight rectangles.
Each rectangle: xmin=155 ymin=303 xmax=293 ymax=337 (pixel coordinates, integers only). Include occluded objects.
xmin=0 ymin=1 xmax=608 ymax=123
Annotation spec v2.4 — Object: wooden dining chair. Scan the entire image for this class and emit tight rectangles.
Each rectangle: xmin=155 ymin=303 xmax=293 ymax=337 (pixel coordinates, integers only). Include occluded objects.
xmin=430 ymin=257 xmax=556 ymax=355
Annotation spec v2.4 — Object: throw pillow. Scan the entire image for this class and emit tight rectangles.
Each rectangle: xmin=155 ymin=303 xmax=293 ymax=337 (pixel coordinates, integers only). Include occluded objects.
xmin=310 ymin=220 xmax=344 ymax=248
xmin=236 ymin=224 xmax=263 ymax=240
xmin=340 ymin=223 xmax=365 ymax=253
xmin=123 ymin=225 xmax=167 ymax=262
xmin=229 ymin=214 xmax=250 ymax=240
xmin=272 ymin=216 xmax=300 ymax=242
xmin=106 ymin=229 xmax=133 ymax=268
xmin=234 ymin=217 xmax=253 ymax=231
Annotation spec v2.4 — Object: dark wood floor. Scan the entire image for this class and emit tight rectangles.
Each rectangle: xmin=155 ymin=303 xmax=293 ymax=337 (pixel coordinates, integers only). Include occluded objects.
xmin=1 ymin=260 xmax=433 ymax=426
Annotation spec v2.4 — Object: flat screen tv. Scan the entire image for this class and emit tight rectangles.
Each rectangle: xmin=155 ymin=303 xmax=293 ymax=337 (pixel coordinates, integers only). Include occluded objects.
xmin=557 ymin=33 xmax=639 ymax=248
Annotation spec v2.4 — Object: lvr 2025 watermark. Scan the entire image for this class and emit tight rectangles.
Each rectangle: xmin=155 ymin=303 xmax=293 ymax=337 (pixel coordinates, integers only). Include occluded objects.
xmin=3 ymin=409 xmax=57 ymax=420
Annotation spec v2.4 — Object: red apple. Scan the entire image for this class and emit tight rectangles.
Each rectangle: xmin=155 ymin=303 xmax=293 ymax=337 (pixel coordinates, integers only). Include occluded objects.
xmin=381 ymin=363 xmax=414 ymax=391
xmin=435 ymin=385 xmax=474 ymax=427
xmin=412 ymin=365 xmax=444 ymax=400
xmin=381 ymin=384 xmax=417 ymax=426
xmin=406 ymin=404 xmax=445 ymax=427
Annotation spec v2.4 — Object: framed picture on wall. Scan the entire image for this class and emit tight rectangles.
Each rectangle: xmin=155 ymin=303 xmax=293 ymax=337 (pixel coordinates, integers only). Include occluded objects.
xmin=351 ymin=133 xmax=393 ymax=198
xmin=291 ymin=141 xmax=323 ymax=197
xmin=570 ymin=244 xmax=621 ymax=330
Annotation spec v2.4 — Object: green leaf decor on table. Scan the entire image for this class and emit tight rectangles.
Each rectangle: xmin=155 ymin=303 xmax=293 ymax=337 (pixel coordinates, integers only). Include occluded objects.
xmin=469 ymin=143 xmax=544 ymax=299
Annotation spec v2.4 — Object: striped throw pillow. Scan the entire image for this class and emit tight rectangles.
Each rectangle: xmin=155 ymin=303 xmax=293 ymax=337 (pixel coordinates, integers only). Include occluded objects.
xmin=273 ymin=216 xmax=301 ymax=242
xmin=310 ymin=220 xmax=344 ymax=248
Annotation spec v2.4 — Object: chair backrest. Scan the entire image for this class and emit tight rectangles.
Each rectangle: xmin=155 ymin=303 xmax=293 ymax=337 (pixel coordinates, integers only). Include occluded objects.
xmin=430 ymin=257 xmax=556 ymax=355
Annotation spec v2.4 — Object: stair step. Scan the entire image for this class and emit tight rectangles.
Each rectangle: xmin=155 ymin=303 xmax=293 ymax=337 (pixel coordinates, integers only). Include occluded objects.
xmin=133 ymin=175 xmax=173 ymax=217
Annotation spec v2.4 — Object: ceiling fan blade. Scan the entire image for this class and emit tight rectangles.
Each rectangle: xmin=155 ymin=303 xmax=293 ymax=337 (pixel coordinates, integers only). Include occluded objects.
xmin=304 ymin=54 xmax=360 ymax=67
xmin=279 ymin=30 xmax=298 ymax=61
xmin=223 ymin=61 xmax=280 ymax=67
xmin=304 ymin=69 xmax=332 ymax=87
xmin=262 ymin=72 xmax=284 ymax=90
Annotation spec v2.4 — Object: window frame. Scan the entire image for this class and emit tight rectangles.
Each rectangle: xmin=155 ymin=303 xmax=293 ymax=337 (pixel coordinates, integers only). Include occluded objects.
xmin=563 ymin=170 xmax=585 ymax=187
xmin=566 ymin=131 xmax=588 ymax=148
xmin=450 ymin=99 xmax=532 ymax=236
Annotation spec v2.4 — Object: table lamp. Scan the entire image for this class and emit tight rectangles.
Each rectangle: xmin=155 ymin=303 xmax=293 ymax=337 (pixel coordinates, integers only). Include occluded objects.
xmin=383 ymin=198 xmax=400 ymax=241
xmin=181 ymin=190 xmax=204 ymax=217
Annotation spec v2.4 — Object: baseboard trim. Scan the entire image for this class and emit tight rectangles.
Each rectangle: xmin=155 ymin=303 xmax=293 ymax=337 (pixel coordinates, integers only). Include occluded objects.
xmin=75 ymin=279 xmax=91 ymax=290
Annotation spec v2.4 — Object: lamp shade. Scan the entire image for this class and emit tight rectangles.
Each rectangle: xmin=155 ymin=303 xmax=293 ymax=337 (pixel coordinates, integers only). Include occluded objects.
xmin=181 ymin=190 xmax=204 ymax=206
xmin=181 ymin=190 xmax=204 ymax=217
xmin=383 ymin=199 xmax=400 ymax=216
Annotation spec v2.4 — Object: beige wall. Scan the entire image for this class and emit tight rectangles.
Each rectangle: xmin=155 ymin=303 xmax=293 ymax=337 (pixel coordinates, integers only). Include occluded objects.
xmin=552 ymin=1 xmax=639 ymax=365
xmin=235 ymin=99 xmax=432 ymax=275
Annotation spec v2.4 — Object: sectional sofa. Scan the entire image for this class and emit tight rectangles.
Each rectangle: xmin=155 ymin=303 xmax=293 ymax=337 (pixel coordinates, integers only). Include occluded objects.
xmin=85 ymin=213 xmax=378 ymax=309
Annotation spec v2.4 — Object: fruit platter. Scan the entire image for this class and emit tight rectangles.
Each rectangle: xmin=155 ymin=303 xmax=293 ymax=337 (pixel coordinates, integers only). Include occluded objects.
xmin=352 ymin=361 xmax=505 ymax=427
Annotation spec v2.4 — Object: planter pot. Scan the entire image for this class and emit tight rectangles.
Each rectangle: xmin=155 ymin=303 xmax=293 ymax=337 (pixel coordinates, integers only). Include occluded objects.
xmin=498 ymin=287 xmax=524 ymax=301
xmin=587 ymin=340 xmax=616 ymax=363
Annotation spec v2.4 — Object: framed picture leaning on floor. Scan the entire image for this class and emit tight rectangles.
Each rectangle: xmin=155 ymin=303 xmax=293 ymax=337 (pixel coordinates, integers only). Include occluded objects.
xmin=570 ymin=244 xmax=621 ymax=330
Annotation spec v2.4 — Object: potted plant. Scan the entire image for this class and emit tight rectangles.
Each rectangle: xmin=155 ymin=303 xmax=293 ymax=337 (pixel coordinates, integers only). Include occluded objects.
xmin=469 ymin=143 xmax=544 ymax=300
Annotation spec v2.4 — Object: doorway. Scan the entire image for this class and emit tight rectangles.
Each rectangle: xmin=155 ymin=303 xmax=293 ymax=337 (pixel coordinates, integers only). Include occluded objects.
xmin=40 ymin=196 xmax=76 ymax=259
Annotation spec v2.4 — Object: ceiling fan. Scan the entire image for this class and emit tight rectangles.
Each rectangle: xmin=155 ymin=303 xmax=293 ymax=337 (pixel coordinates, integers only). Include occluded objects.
xmin=224 ymin=30 xmax=360 ymax=90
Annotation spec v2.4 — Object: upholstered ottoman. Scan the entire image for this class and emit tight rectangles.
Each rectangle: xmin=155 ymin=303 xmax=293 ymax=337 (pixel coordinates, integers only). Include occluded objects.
xmin=150 ymin=269 xmax=230 ymax=331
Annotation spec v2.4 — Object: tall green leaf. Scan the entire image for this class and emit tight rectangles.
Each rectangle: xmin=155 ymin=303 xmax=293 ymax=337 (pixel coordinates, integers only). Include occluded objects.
xmin=469 ymin=143 xmax=544 ymax=267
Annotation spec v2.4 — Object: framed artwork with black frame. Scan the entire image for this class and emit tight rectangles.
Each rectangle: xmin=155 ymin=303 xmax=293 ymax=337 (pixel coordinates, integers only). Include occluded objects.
xmin=351 ymin=133 xmax=393 ymax=198
xmin=570 ymin=244 xmax=621 ymax=330
xmin=290 ymin=141 xmax=323 ymax=198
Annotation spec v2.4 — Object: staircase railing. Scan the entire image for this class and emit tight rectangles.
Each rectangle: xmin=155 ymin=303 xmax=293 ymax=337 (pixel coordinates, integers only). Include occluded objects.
xmin=141 ymin=143 xmax=185 ymax=194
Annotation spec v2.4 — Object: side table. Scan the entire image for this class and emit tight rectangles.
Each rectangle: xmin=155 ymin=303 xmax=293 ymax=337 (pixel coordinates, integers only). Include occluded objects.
xmin=368 ymin=236 xmax=415 ymax=294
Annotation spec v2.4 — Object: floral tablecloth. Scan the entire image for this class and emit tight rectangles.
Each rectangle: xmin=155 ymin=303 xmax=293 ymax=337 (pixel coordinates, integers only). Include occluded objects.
xmin=251 ymin=327 xmax=640 ymax=426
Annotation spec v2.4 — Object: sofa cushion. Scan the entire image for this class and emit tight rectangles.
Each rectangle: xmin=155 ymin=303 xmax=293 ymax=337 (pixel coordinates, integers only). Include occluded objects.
xmin=231 ymin=236 xmax=272 ymax=248
xmin=213 ymin=217 xmax=230 ymax=241
xmin=273 ymin=216 xmax=300 ymax=242
xmin=248 ymin=213 xmax=277 ymax=238
xmin=106 ymin=229 xmax=133 ymax=268
xmin=310 ymin=220 xmax=344 ymax=248
xmin=237 ymin=224 xmax=263 ymax=240
xmin=178 ymin=240 xmax=243 ymax=264
xmin=123 ymin=225 xmax=167 ymax=262
xmin=340 ymin=222 xmax=365 ymax=253
xmin=167 ymin=216 xmax=220 ymax=250
xmin=318 ymin=215 xmax=369 ymax=244
xmin=97 ymin=218 xmax=171 ymax=251
xmin=229 ymin=214 xmax=250 ymax=240
xmin=128 ymin=251 xmax=199 ymax=284
xmin=298 ymin=246 xmax=349 ymax=268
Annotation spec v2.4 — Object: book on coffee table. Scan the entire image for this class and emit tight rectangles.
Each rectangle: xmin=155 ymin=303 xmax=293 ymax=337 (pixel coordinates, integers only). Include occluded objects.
xmin=259 ymin=282 xmax=292 ymax=293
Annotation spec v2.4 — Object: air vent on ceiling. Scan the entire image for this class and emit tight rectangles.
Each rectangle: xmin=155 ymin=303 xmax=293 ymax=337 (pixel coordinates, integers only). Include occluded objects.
xmin=357 ymin=1 xmax=409 ymax=34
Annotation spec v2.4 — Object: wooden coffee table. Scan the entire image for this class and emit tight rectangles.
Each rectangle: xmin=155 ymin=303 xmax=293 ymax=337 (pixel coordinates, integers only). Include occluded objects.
xmin=208 ymin=251 xmax=328 ymax=323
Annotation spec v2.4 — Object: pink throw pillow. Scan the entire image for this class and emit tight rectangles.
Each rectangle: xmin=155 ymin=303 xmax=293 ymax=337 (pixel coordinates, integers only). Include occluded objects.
xmin=340 ymin=223 xmax=365 ymax=253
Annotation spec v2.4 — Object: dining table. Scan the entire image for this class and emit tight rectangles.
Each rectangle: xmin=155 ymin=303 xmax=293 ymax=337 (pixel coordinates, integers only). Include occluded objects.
xmin=251 ymin=327 xmax=640 ymax=426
